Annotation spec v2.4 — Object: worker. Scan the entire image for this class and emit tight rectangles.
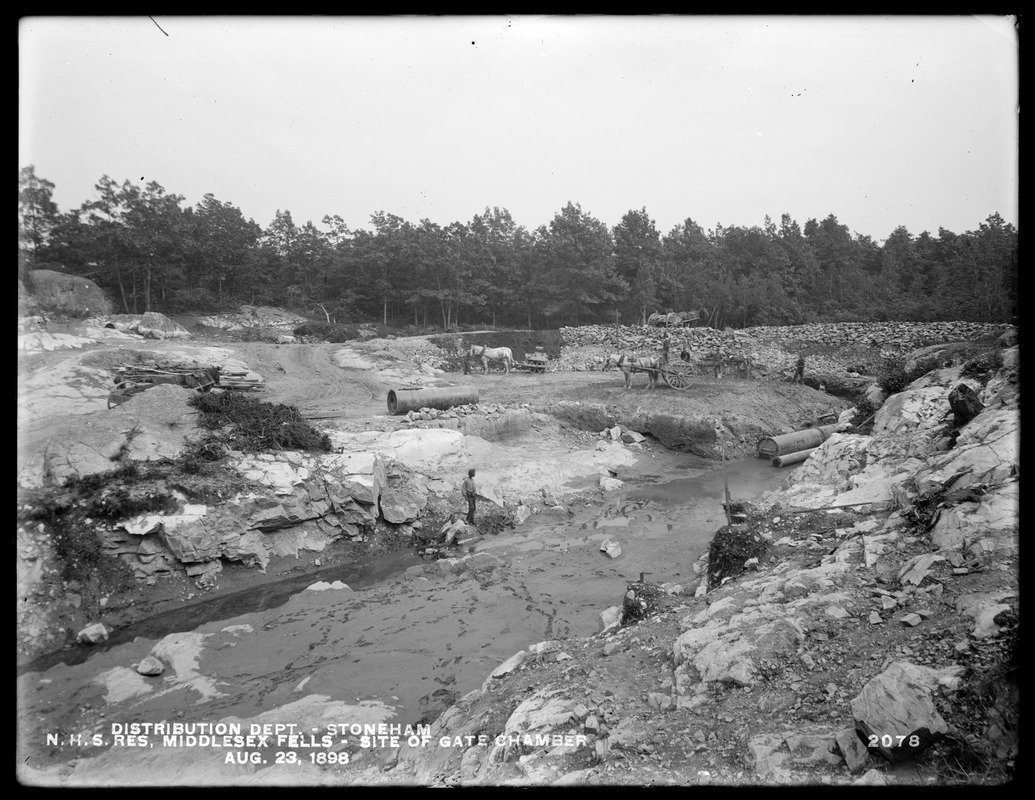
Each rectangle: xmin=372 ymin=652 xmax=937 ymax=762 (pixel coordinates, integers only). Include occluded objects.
xmin=794 ymin=354 xmax=806 ymax=384
xmin=713 ymin=348 xmax=724 ymax=379
xmin=462 ymin=468 xmax=477 ymax=525
xmin=661 ymin=333 xmax=671 ymax=365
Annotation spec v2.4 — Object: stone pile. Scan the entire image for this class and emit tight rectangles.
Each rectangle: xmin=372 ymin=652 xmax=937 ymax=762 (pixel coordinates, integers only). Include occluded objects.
xmin=402 ymin=402 xmax=509 ymax=423
xmin=557 ymin=321 xmax=1010 ymax=379
xmin=196 ymin=305 xmax=309 ymax=332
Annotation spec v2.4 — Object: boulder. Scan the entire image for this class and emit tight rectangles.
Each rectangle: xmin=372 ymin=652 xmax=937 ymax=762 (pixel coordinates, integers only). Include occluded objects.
xmin=868 ymin=386 xmax=952 ymax=461
xmin=850 ymin=661 xmax=962 ymax=761
xmin=26 ymin=269 xmax=111 ymax=316
xmin=599 ymin=606 xmax=622 ymax=632
xmin=136 ymin=311 xmax=191 ymax=340
xmin=76 ymin=622 xmax=111 ymax=644
xmin=40 ymin=384 xmax=201 ymax=486
xmin=379 ymin=473 xmax=429 ymax=524
xmin=947 ymin=383 xmax=984 ymax=427
xmin=136 ymin=655 xmax=166 ymax=676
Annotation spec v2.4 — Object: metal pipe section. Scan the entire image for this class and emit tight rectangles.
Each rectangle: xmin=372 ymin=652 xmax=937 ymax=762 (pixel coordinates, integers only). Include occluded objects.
xmin=756 ymin=423 xmax=840 ymax=458
xmin=387 ymin=385 xmax=479 ymax=415
xmin=772 ymin=448 xmax=818 ymax=467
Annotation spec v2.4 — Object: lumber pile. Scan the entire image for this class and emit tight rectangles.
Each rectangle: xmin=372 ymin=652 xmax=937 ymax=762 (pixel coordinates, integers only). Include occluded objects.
xmin=111 ymin=360 xmax=264 ymax=391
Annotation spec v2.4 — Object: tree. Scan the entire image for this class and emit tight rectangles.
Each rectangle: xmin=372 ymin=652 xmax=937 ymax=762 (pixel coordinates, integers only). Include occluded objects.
xmin=185 ymin=194 xmax=263 ymax=305
xmin=468 ymin=207 xmax=523 ymax=328
xmin=18 ymin=165 xmax=60 ymax=274
xmin=613 ymin=208 xmax=662 ymax=325
xmin=538 ymin=202 xmax=625 ymax=326
xmin=77 ymin=176 xmax=186 ymax=313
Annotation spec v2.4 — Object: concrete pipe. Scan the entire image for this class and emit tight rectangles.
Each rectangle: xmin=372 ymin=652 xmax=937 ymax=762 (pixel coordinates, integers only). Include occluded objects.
xmin=756 ymin=423 xmax=840 ymax=458
xmin=771 ymin=447 xmax=818 ymax=467
xmin=387 ymin=385 xmax=479 ymax=415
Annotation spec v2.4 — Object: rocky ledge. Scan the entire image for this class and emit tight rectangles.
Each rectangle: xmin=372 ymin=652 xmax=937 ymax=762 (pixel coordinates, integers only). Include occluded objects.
xmin=347 ymin=344 xmax=1019 ymax=786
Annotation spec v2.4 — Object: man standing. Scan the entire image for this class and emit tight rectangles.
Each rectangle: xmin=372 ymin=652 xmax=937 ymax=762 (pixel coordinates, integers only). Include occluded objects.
xmin=794 ymin=354 xmax=806 ymax=384
xmin=462 ymin=468 xmax=477 ymax=525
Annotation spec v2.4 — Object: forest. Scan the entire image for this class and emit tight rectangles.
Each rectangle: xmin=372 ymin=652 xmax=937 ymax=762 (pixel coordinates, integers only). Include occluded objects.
xmin=18 ymin=165 xmax=1018 ymax=330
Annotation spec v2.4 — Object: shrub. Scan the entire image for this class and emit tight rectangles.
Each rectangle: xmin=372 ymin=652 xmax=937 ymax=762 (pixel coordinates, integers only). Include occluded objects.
xmin=189 ymin=391 xmax=332 ymax=453
xmin=961 ymin=350 xmax=1003 ymax=382
xmin=877 ymin=355 xmax=939 ymax=395
xmin=876 ymin=355 xmax=909 ymax=395
xmin=292 ymin=321 xmax=365 ymax=342
xmin=707 ymin=524 xmax=769 ymax=589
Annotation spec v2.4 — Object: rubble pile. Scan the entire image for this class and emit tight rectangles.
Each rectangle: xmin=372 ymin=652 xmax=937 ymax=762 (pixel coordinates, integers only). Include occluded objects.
xmin=195 ymin=305 xmax=309 ymax=332
xmin=401 ymin=402 xmax=512 ymax=423
xmin=556 ymin=321 xmax=1010 ymax=379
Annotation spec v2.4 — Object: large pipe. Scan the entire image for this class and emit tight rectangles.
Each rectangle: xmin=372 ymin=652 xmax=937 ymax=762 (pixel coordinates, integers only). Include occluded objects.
xmin=756 ymin=423 xmax=840 ymax=458
xmin=387 ymin=386 xmax=479 ymax=415
xmin=772 ymin=447 xmax=818 ymax=467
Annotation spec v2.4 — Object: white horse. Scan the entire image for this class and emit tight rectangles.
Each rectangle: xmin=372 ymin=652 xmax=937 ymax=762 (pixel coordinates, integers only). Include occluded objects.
xmin=469 ymin=344 xmax=515 ymax=374
xmin=606 ymin=353 xmax=661 ymax=389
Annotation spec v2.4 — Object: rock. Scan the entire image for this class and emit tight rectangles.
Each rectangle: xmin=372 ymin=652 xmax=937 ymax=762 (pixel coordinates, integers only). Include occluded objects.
xmin=948 ymin=383 xmax=985 ymax=427
xmin=26 ymin=269 xmax=111 ymax=316
xmin=487 ymin=650 xmax=527 ymax=683
xmin=599 ymin=475 xmax=624 ymax=491
xmin=748 ymin=734 xmax=793 ymax=782
xmin=379 ymin=474 xmax=429 ymax=524
xmin=835 ymin=727 xmax=873 ymax=774
xmin=620 ymin=430 xmax=646 ymax=444
xmin=304 ymin=580 xmax=351 ymax=592
xmin=954 ymin=590 xmax=1016 ymax=638
xmin=76 ymin=622 xmax=110 ymax=644
xmin=136 ymin=655 xmax=165 ymax=676
xmin=40 ymin=384 xmax=202 ymax=486
xmin=850 ymin=661 xmax=957 ymax=761
xmin=897 ymin=553 xmax=945 ymax=586
xmin=854 ymin=768 xmax=888 ymax=785
xmin=899 ymin=613 xmax=923 ymax=627
xmin=599 ymin=606 xmax=622 ymax=632
xmin=512 ymin=505 xmax=532 ymax=525
xmin=136 ymin=311 xmax=192 ymax=340
xmin=600 ymin=540 xmax=622 ymax=558
xmin=869 ymin=612 xmax=883 ymax=624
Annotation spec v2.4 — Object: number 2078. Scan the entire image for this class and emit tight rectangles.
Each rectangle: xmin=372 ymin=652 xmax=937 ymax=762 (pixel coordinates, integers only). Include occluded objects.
xmin=869 ymin=734 xmax=920 ymax=748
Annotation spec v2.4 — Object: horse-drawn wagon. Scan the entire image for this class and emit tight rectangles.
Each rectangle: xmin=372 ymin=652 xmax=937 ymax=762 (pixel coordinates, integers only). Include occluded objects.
xmin=513 ymin=349 xmax=549 ymax=374
xmin=606 ymin=353 xmax=696 ymax=389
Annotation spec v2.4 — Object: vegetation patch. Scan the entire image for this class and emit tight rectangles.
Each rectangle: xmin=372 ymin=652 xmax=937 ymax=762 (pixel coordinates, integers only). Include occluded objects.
xmin=707 ymin=522 xmax=770 ymax=590
xmin=292 ymin=321 xmax=366 ymax=342
xmin=876 ymin=354 xmax=941 ymax=395
xmin=960 ymin=350 xmax=1003 ymax=384
xmin=189 ymin=391 xmax=332 ymax=453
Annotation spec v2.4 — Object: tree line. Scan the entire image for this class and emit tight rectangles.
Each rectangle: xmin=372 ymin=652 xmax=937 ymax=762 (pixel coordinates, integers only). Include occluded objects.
xmin=18 ymin=165 xmax=1017 ymax=329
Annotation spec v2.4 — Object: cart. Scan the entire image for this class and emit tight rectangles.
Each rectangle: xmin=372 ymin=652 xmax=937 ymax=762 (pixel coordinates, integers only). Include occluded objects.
xmin=513 ymin=350 xmax=549 ymax=374
xmin=658 ymin=361 xmax=697 ymax=389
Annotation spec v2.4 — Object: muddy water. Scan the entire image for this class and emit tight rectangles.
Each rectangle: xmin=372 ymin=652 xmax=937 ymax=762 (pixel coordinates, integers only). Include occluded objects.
xmin=19 ymin=452 xmax=796 ymax=769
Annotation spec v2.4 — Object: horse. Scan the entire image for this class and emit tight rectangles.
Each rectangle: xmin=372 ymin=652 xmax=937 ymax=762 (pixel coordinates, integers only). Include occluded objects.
xmin=609 ymin=353 xmax=661 ymax=389
xmin=469 ymin=344 xmax=515 ymax=374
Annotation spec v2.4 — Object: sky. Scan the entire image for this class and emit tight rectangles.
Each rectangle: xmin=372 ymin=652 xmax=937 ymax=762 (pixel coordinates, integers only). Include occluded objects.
xmin=19 ymin=15 xmax=1018 ymax=243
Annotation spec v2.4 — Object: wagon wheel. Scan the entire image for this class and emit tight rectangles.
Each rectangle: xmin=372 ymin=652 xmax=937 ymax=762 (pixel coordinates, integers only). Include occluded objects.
xmin=529 ymin=362 xmax=547 ymax=374
xmin=663 ymin=362 xmax=695 ymax=390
